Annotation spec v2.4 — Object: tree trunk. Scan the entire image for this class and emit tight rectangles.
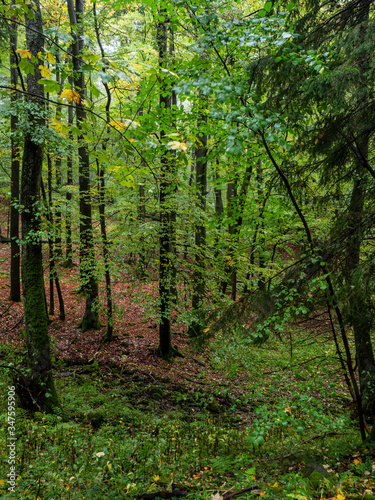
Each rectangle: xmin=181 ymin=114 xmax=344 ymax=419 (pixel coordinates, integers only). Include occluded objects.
xmin=221 ymin=162 xmax=252 ymax=299
xmin=157 ymin=7 xmax=174 ymax=358
xmin=256 ymin=159 xmax=266 ymax=289
xmin=94 ymin=0 xmax=114 ymax=341
xmin=65 ymin=75 xmax=74 ymax=267
xmin=67 ymin=0 xmax=100 ymax=330
xmin=344 ymin=163 xmax=375 ymax=420
xmin=9 ymin=23 xmax=21 ymax=302
xmin=188 ymin=114 xmax=207 ymax=337
xmin=18 ymin=0 xmax=58 ymax=412
xmin=47 ymin=152 xmax=54 ymax=316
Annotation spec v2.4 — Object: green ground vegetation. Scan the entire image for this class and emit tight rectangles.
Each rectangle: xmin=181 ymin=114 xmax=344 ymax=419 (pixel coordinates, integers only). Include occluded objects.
xmin=1 ymin=326 xmax=374 ymax=500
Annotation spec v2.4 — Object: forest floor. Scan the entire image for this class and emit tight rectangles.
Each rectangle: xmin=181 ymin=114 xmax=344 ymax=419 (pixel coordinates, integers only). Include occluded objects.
xmin=0 ymin=199 xmax=375 ymax=500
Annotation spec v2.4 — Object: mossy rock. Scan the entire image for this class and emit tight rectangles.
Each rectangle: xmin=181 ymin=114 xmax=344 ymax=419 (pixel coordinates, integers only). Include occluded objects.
xmin=303 ymin=463 xmax=330 ymax=490
xmin=303 ymin=463 xmax=328 ymax=479
xmin=308 ymin=470 xmax=328 ymax=489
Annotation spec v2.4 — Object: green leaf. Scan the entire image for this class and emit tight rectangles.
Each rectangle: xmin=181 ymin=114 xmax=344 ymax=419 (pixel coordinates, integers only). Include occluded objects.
xmin=87 ymin=84 xmax=101 ymax=98
xmin=264 ymin=1 xmax=273 ymax=12
xmin=19 ymin=58 xmax=35 ymax=75
xmin=38 ymin=79 xmax=60 ymax=93
xmin=286 ymin=2 xmax=294 ymax=11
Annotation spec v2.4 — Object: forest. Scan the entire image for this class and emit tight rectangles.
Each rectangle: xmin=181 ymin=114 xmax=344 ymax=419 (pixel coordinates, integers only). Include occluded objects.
xmin=0 ymin=0 xmax=375 ymax=498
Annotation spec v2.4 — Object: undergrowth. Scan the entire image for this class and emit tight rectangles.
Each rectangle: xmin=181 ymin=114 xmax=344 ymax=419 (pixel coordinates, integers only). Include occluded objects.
xmin=0 ymin=327 xmax=374 ymax=499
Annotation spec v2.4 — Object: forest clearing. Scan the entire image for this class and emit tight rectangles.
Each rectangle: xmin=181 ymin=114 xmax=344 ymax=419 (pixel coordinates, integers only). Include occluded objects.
xmin=1 ymin=0 xmax=375 ymax=498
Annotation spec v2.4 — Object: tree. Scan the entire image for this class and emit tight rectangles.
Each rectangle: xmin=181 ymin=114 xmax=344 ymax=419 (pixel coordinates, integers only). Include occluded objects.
xmin=67 ymin=0 xmax=100 ymax=331
xmin=188 ymin=110 xmax=208 ymax=337
xmin=18 ymin=0 xmax=58 ymax=412
xmin=156 ymin=5 xmax=175 ymax=358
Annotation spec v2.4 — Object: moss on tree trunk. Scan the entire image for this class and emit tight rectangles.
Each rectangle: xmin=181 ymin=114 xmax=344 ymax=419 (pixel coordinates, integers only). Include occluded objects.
xmin=17 ymin=0 xmax=59 ymax=413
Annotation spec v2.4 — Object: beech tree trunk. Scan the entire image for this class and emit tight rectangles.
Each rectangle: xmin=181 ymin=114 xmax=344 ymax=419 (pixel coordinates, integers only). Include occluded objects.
xmin=67 ymin=0 xmax=100 ymax=331
xmin=94 ymin=0 xmax=114 ymax=341
xmin=18 ymin=0 xmax=58 ymax=412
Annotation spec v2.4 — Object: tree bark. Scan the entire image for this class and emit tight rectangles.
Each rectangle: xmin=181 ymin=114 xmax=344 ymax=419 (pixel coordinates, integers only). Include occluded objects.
xmin=18 ymin=0 xmax=58 ymax=412
xmin=344 ymin=164 xmax=375 ymax=420
xmin=65 ymin=75 xmax=74 ymax=267
xmin=188 ymin=114 xmax=207 ymax=337
xmin=157 ymin=7 xmax=174 ymax=358
xmin=67 ymin=0 xmax=100 ymax=330
xmin=94 ymin=0 xmax=114 ymax=341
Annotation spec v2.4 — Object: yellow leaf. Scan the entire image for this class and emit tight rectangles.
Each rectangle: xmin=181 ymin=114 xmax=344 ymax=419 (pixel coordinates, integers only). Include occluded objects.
xmin=271 ymin=482 xmax=279 ymax=487
xmin=203 ymin=327 xmax=210 ymax=333
xmin=160 ymin=67 xmax=180 ymax=79
xmin=0 ymin=479 xmax=5 ymax=486
xmin=50 ymin=119 xmax=63 ymax=132
xmin=336 ymin=494 xmax=345 ymax=500
xmin=109 ymin=119 xmax=125 ymax=131
xmin=153 ymin=475 xmax=159 ymax=481
xmin=39 ymin=65 xmax=51 ymax=78
xmin=128 ymin=138 xmax=135 ymax=143
xmin=46 ymin=52 xmax=55 ymax=64
xmin=353 ymin=459 xmax=361 ymax=465
xmin=259 ymin=493 xmax=266 ymax=497
xmin=16 ymin=49 xmax=32 ymax=58
xmin=167 ymin=141 xmax=188 ymax=151
xmin=107 ymin=463 xmax=112 ymax=471
xmin=60 ymin=88 xmax=80 ymax=104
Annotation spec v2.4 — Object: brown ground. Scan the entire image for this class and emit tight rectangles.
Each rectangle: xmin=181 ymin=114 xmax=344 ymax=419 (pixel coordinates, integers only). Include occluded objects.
xmin=0 ymin=193 xmax=229 ymax=401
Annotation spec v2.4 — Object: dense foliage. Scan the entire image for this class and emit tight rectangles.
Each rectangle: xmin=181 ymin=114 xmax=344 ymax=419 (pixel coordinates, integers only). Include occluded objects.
xmin=1 ymin=0 xmax=375 ymax=498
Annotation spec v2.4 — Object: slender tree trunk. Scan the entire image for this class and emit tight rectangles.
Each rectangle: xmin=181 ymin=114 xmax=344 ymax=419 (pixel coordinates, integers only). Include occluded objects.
xmin=188 ymin=114 xmax=207 ymax=337
xmin=221 ymin=162 xmax=252 ymax=299
xmin=53 ymin=47 xmax=63 ymax=258
xmin=157 ymin=7 xmax=174 ymax=358
xmin=65 ymin=76 xmax=74 ymax=267
xmin=18 ymin=0 xmax=58 ymax=412
xmin=67 ymin=0 xmax=100 ymax=331
xmin=47 ymin=152 xmax=55 ymax=316
xmin=256 ymin=159 xmax=266 ymax=289
xmin=136 ymin=104 xmax=147 ymax=277
xmin=213 ymin=161 xmax=224 ymax=261
xmin=9 ymin=23 xmax=21 ymax=302
xmin=93 ymin=0 xmax=114 ymax=341
xmin=221 ymin=180 xmax=237 ymax=296
xmin=41 ymin=180 xmax=65 ymax=320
